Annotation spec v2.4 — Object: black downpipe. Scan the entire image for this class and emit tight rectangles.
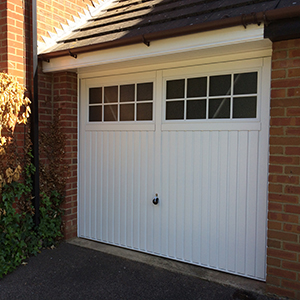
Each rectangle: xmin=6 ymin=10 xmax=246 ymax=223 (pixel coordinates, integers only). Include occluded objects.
xmin=31 ymin=0 xmax=40 ymax=226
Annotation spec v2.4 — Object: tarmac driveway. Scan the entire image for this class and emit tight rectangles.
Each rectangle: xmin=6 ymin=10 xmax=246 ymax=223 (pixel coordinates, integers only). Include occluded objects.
xmin=0 ymin=242 xmax=278 ymax=300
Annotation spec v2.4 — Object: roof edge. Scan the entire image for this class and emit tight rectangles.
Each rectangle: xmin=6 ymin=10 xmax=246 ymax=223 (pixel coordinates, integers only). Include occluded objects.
xmin=37 ymin=0 xmax=117 ymax=54
xmin=39 ymin=4 xmax=300 ymax=61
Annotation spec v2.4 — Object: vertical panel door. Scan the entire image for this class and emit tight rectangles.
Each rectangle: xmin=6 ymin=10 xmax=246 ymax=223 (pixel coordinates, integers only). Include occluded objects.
xmin=79 ymin=58 xmax=270 ymax=281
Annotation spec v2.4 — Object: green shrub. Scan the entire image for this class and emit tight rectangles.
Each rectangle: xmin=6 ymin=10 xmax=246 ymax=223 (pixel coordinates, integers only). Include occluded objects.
xmin=0 ymin=179 xmax=39 ymax=277
xmin=39 ymin=191 xmax=64 ymax=248
xmin=0 ymin=159 xmax=64 ymax=278
xmin=0 ymin=73 xmax=67 ymax=277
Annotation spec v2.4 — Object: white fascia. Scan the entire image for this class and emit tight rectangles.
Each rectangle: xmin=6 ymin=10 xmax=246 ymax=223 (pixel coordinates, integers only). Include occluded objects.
xmin=42 ymin=24 xmax=270 ymax=73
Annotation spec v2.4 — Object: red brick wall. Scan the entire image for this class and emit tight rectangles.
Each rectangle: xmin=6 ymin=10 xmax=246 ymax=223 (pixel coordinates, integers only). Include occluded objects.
xmin=36 ymin=0 xmax=82 ymax=239
xmin=0 ymin=0 xmax=85 ymax=241
xmin=53 ymin=72 xmax=78 ymax=239
xmin=0 ymin=0 xmax=31 ymax=176
xmin=36 ymin=0 xmax=88 ymax=240
xmin=0 ymin=0 xmax=86 ymax=239
xmin=0 ymin=1 xmax=7 ymax=72
xmin=1 ymin=0 xmax=90 ymax=79
xmin=36 ymin=0 xmax=85 ymax=238
xmin=267 ymin=38 xmax=300 ymax=300
xmin=38 ymin=69 xmax=78 ymax=239
xmin=0 ymin=0 xmax=27 ymax=81
xmin=37 ymin=0 xmax=91 ymax=42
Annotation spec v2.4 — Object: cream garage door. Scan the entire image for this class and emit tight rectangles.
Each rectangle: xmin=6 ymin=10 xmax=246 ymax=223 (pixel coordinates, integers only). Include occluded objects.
xmin=79 ymin=58 xmax=270 ymax=280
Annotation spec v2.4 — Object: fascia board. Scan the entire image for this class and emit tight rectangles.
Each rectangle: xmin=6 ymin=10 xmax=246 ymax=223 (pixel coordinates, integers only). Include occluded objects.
xmin=42 ymin=24 xmax=265 ymax=73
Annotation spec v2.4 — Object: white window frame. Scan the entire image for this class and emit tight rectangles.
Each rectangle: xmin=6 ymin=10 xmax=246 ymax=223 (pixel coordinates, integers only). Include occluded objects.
xmin=161 ymin=58 xmax=264 ymax=131
xmin=84 ymin=72 xmax=156 ymax=131
xmin=82 ymin=58 xmax=267 ymax=132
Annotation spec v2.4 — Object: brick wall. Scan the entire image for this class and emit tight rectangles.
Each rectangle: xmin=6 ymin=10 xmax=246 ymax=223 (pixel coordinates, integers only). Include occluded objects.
xmin=0 ymin=1 xmax=7 ymax=72
xmin=267 ymin=38 xmax=300 ymax=300
xmin=36 ymin=0 xmax=83 ymax=239
xmin=36 ymin=0 xmax=91 ymax=239
xmin=1 ymin=0 xmax=83 ymax=238
xmin=38 ymin=69 xmax=78 ymax=239
xmin=0 ymin=0 xmax=27 ymax=81
xmin=1 ymin=0 xmax=90 ymax=79
xmin=53 ymin=72 xmax=78 ymax=239
xmin=0 ymin=0 xmax=32 ymax=179
xmin=37 ymin=0 xmax=91 ymax=42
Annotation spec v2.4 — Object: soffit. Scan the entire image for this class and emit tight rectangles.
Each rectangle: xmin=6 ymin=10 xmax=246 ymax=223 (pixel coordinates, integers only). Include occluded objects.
xmin=42 ymin=24 xmax=272 ymax=73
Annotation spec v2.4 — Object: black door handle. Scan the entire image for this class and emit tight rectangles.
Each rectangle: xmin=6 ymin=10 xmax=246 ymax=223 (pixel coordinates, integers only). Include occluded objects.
xmin=153 ymin=194 xmax=159 ymax=205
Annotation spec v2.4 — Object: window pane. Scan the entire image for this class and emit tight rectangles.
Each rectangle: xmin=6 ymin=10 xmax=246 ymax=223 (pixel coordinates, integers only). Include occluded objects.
xmin=89 ymin=106 xmax=102 ymax=122
xmin=187 ymin=77 xmax=207 ymax=98
xmin=137 ymin=103 xmax=152 ymax=121
xmin=166 ymin=101 xmax=184 ymax=120
xmin=209 ymin=98 xmax=230 ymax=119
xmin=234 ymin=72 xmax=257 ymax=95
xmin=104 ymin=105 xmax=118 ymax=121
xmin=104 ymin=86 xmax=118 ymax=103
xmin=89 ymin=88 xmax=102 ymax=104
xmin=120 ymin=84 xmax=134 ymax=102
xmin=209 ymin=75 xmax=231 ymax=96
xmin=137 ymin=83 xmax=153 ymax=101
xmin=120 ymin=104 xmax=134 ymax=121
xmin=233 ymin=97 xmax=257 ymax=118
xmin=187 ymin=100 xmax=206 ymax=119
xmin=167 ymin=79 xmax=185 ymax=99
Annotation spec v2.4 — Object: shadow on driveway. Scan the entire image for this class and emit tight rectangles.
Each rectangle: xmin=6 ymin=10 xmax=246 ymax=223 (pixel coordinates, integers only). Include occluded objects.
xmin=0 ymin=242 xmax=278 ymax=300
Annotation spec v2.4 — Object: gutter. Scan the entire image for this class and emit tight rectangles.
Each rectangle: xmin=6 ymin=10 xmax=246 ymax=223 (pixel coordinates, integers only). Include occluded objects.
xmin=40 ymin=5 xmax=300 ymax=61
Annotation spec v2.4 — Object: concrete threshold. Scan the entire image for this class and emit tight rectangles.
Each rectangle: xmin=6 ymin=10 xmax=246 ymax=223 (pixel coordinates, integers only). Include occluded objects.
xmin=68 ymin=237 xmax=267 ymax=296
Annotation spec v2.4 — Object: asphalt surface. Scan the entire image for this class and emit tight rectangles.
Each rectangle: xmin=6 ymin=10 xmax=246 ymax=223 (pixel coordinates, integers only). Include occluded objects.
xmin=0 ymin=242 xmax=278 ymax=300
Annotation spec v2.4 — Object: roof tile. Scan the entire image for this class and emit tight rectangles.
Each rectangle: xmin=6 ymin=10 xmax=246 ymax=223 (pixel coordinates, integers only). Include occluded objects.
xmin=40 ymin=0 xmax=300 ymax=56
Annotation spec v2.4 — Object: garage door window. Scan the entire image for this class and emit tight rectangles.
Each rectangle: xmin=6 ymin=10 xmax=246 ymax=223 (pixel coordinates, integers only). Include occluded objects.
xmin=166 ymin=72 xmax=257 ymax=120
xmin=89 ymin=82 xmax=153 ymax=122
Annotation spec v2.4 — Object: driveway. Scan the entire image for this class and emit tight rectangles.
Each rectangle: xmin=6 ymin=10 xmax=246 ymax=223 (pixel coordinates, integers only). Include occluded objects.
xmin=0 ymin=241 xmax=278 ymax=300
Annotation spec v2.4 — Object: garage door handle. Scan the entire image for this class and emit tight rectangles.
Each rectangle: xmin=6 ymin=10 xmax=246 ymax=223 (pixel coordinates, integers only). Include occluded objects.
xmin=153 ymin=194 xmax=159 ymax=205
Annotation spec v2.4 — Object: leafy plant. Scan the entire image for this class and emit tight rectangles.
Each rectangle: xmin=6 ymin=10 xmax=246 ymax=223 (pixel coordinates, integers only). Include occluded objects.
xmin=0 ymin=74 xmax=68 ymax=278
xmin=0 ymin=163 xmax=40 ymax=277
xmin=0 ymin=72 xmax=30 ymax=149
xmin=39 ymin=191 xmax=63 ymax=248
xmin=39 ymin=108 xmax=68 ymax=240
xmin=0 ymin=146 xmax=66 ymax=277
xmin=40 ymin=109 xmax=68 ymax=198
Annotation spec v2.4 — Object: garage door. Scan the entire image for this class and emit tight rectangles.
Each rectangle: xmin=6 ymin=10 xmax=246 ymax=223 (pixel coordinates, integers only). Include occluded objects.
xmin=79 ymin=58 xmax=270 ymax=280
